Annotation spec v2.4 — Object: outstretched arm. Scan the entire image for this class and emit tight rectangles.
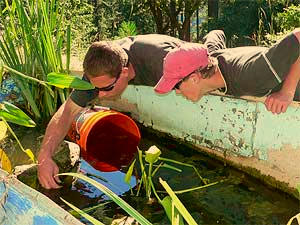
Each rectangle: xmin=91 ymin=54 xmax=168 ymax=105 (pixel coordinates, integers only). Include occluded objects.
xmin=37 ymin=97 xmax=83 ymax=189
xmin=265 ymin=29 xmax=300 ymax=114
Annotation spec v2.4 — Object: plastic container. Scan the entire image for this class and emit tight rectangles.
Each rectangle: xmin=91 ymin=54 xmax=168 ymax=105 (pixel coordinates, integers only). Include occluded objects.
xmin=68 ymin=106 xmax=141 ymax=172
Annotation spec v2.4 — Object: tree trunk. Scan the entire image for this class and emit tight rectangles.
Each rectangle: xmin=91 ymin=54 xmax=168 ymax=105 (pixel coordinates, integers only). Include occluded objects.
xmin=208 ymin=0 xmax=219 ymax=19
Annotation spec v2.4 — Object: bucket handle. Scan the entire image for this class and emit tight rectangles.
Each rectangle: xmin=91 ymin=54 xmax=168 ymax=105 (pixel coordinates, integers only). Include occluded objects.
xmin=74 ymin=105 xmax=110 ymax=140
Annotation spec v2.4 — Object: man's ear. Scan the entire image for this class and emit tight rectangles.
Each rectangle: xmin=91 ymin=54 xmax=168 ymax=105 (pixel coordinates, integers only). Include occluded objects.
xmin=190 ymin=73 xmax=201 ymax=83
xmin=120 ymin=67 xmax=129 ymax=78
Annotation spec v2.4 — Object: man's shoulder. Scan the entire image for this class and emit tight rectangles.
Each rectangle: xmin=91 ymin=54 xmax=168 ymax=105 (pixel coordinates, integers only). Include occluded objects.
xmin=131 ymin=34 xmax=184 ymax=46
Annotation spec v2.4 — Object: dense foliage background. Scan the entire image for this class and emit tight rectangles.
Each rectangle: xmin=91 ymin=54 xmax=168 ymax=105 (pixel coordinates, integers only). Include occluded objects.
xmin=1 ymin=0 xmax=300 ymax=122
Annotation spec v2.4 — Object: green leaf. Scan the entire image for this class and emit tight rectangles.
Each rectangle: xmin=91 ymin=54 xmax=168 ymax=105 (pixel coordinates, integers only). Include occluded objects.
xmin=60 ymin=198 xmax=105 ymax=225
xmin=24 ymin=149 xmax=36 ymax=163
xmin=124 ymin=159 xmax=136 ymax=184
xmin=47 ymin=73 xmax=95 ymax=90
xmin=0 ymin=101 xmax=36 ymax=127
xmin=161 ymin=196 xmax=184 ymax=225
xmin=59 ymin=172 xmax=153 ymax=225
xmin=159 ymin=178 xmax=198 ymax=225
xmin=145 ymin=145 xmax=161 ymax=164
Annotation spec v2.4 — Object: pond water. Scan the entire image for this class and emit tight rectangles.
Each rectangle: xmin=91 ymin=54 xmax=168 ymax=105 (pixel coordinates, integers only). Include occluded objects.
xmin=18 ymin=126 xmax=300 ymax=225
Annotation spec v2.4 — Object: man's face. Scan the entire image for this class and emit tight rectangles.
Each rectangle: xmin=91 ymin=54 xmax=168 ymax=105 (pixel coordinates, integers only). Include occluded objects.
xmin=174 ymin=73 xmax=205 ymax=102
xmin=89 ymin=70 xmax=129 ymax=100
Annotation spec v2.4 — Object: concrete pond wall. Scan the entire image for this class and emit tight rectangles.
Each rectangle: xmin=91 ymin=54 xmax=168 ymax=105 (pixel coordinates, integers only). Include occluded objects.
xmin=100 ymin=85 xmax=300 ymax=200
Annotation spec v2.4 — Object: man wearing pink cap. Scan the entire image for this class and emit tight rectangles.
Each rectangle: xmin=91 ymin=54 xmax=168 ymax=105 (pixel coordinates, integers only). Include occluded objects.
xmin=155 ymin=29 xmax=300 ymax=115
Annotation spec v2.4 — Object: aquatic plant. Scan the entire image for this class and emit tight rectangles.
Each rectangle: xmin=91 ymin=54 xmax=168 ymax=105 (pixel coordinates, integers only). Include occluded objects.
xmin=125 ymin=145 xmax=222 ymax=224
xmin=0 ymin=0 xmax=72 ymax=122
xmin=0 ymin=101 xmax=37 ymax=169
xmin=58 ymin=172 xmax=153 ymax=225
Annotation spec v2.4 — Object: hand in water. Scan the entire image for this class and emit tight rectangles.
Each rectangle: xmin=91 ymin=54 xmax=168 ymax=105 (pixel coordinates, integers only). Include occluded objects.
xmin=38 ymin=157 xmax=61 ymax=189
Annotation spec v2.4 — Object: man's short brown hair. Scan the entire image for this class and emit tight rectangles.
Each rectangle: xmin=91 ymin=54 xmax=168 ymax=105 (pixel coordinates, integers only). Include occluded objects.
xmin=83 ymin=41 xmax=128 ymax=78
xmin=200 ymin=56 xmax=218 ymax=79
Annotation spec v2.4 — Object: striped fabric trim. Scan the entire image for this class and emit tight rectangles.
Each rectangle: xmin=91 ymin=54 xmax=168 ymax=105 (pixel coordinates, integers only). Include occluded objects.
xmin=262 ymin=52 xmax=282 ymax=83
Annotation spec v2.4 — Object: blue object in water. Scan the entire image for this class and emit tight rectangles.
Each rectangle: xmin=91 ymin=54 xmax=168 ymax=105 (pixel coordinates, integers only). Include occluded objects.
xmin=0 ymin=169 xmax=83 ymax=225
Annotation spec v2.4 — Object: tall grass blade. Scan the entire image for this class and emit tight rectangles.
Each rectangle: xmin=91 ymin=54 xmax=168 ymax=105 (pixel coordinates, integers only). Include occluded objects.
xmin=161 ymin=196 xmax=184 ymax=225
xmin=60 ymin=198 xmax=105 ymax=225
xmin=59 ymin=172 xmax=153 ymax=225
xmin=159 ymin=178 xmax=198 ymax=225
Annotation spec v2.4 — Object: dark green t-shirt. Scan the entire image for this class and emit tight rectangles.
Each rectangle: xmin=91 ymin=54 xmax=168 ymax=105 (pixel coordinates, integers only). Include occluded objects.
xmin=70 ymin=34 xmax=184 ymax=107
xmin=204 ymin=30 xmax=300 ymax=99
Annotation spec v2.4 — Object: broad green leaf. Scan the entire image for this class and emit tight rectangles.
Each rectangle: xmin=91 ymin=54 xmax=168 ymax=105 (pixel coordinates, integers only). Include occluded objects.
xmin=47 ymin=73 xmax=95 ymax=90
xmin=0 ymin=101 xmax=36 ymax=127
xmin=145 ymin=145 xmax=161 ymax=164
xmin=161 ymin=196 xmax=184 ymax=225
xmin=159 ymin=178 xmax=198 ymax=225
xmin=0 ymin=148 xmax=12 ymax=174
xmin=0 ymin=121 xmax=7 ymax=141
xmin=24 ymin=149 xmax=36 ymax=163
xmin=124 ymin=159 xmax=136 ymax=184
xmin=59 ymin=172 xmax=153 ymax=225
xmin=60 ymin=198 xmax=105 ymax=225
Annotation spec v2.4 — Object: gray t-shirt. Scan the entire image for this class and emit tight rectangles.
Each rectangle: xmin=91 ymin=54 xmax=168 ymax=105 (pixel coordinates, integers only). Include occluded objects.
xmin=70 ymin=34 xmax=184 ymax=107
xmin=204 ymin=30 xmax=300 ymax=99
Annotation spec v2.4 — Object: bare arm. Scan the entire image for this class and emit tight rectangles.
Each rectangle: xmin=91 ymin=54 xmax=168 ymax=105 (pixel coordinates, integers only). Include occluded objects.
xmin=265 ymin=29 xmax=300 ymax=114
xmin=37 ymin=97 xmax=83 ymax=189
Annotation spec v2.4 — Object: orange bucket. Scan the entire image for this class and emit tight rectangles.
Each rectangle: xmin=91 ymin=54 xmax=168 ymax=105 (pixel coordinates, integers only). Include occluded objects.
xmin=68 ymin=106 xmax=141 ymax=172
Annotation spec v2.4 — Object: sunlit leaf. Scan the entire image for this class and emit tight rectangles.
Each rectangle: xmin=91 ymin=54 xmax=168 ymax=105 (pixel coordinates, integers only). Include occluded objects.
xmin=0 ymin=121 xmax=7 ymax=141
xmin=161 ymin=196 xmax=184 ymax=225
xmin=47 ymin=73 xmax=95 ymax=90
xmin=297 ymin=184 xmax=300 ymax=194
xmin=0 ymin=101 xmax=36 ymax=127
xmin=145 ymin=145 xmax=161 ymax=164
xmin=59 ymin=172 xmax=153 ymax=225
xmin=124 ymin=159 xmax=136 ymax=184
xmin=159 ymin=178 xmax=198 ymax=225
xmin=0 ymin=148 xmax=12 ymax=174
xmin=60 ymin=198 xmax=105 ymax=225
xmin=24 ymin=149 xmax=36 ymax=163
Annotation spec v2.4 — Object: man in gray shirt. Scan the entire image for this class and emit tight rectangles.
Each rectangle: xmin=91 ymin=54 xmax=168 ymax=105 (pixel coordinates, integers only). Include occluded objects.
xmin=155 ymin=29 xmax=300 ymax=115
xmin=37 ymin=34 xmax=185 ymax=189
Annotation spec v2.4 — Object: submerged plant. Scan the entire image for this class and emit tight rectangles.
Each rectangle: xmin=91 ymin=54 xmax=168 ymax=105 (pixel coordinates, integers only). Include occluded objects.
xmin=124 ymin=145 xmax=222 ymax=224
xmin=59 ymin=172 xmax=153 ymax=225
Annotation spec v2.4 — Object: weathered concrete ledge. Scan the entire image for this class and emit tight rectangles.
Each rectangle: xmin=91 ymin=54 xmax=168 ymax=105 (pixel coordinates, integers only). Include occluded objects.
xmin=99 ymin=85 xmax=300 ymax=199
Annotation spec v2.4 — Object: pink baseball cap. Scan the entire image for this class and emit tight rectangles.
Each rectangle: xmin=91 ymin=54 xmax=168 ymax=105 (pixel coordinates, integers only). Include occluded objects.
xmin=154 ymin=43 xmax=209 ymax=94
